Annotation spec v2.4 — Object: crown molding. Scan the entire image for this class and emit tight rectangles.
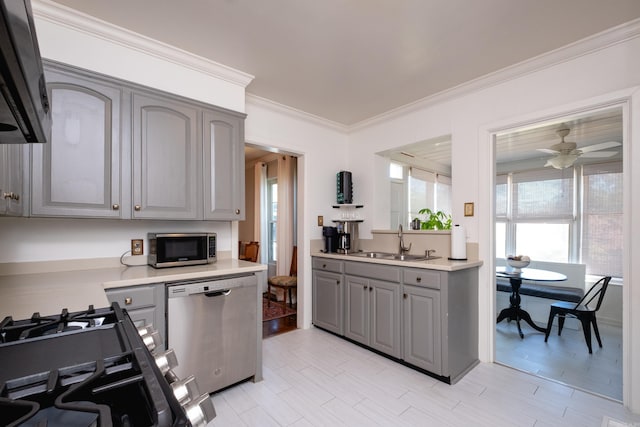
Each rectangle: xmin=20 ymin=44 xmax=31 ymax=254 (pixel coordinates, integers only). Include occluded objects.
xmin=349 ymin=18 xmax=640 ymax=132
xmin=32 ymin=0 xmax=254 ymax=88
xmin=246 ymin=93 xmax=348 ymax=132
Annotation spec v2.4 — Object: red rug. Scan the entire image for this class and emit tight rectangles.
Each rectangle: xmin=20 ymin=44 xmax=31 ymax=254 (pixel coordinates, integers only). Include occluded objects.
xmin=262 ymin=297 xmax=296 ymax=321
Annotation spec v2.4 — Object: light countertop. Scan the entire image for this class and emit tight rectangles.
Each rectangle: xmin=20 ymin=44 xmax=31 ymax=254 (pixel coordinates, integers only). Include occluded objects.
xmin=312 ymin=251 xmax=483 ymax=271
xmin=0 ymin=260 xmax=266 ymax=320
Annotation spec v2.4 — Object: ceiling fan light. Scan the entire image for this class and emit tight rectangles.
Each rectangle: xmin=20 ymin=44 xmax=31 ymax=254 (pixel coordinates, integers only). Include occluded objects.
xmin=547 ymin=153 xmax=578 ymax=169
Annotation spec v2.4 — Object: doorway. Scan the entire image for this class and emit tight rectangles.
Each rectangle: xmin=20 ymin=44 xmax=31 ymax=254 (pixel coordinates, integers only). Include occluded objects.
xmin=493 ymin=106 xmax=624 ymax=400
xmin=242 ymin=145 xmax=299 ymax=337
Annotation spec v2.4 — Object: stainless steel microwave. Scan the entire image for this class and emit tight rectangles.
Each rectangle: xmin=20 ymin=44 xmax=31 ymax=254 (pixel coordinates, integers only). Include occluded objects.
xmin=148 ymin=233 xmax=216 ymax=268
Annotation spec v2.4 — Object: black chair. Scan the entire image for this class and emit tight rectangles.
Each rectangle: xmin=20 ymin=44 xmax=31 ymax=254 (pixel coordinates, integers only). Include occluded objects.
xmin=544 ymin=276 xmax=611 ymax=353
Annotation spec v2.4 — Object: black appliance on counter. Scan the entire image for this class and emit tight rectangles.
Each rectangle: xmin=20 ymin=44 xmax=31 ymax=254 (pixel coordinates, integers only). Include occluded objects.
xmin=0 ymin=303 xmax=215 ymax=426
xmin=322 ymin=226 xmax=338 ymax=253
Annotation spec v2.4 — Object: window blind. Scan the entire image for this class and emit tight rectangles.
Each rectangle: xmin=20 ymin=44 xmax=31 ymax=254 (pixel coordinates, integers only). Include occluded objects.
xmin=512 ymin=168 xmax=574 ymax=220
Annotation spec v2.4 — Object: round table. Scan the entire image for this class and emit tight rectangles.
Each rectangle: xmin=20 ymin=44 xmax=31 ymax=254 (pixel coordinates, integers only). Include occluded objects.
xmin=496 ymin=266 xmax=567 ymax=339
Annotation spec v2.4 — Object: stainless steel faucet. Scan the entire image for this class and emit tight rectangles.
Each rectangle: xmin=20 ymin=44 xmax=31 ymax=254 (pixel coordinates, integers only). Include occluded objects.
xmin=398 ymin=224 xmax=412 ymax=255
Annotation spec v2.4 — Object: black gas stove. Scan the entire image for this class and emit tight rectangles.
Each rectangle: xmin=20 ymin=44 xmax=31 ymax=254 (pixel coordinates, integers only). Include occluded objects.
xmin=0 ymin=303 xmax=214 ymax=427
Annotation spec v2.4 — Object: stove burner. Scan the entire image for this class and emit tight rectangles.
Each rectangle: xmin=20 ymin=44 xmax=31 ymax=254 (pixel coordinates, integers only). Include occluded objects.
xmin=0 ymin=304 xmax=189 ymax=427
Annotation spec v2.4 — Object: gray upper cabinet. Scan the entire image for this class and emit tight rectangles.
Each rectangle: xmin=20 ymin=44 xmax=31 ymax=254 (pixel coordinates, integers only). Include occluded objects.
xmin=32 ymin=68 xmax=122 ymax=218
xmin=0 ymin=144 xmax=24 ymax=216
xmin=203 ymin=109 xmax=245 ymax=220
xmin=132 ymin=92 xmax=201 ymax=220
xmin=26 ymin=62 xmax=246 ymax=221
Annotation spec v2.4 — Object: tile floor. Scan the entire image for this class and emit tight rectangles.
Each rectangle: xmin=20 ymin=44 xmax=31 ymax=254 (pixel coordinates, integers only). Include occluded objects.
xmin=496 ymin=318 xmax=623 ymax=401
xmin=210 ymin=327 xmax=640 ymax=426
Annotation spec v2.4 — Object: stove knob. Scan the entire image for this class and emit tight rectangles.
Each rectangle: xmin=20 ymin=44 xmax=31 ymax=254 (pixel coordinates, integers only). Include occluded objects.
xmin=136 ymin=324 xmax=155 ymax=337
xmin=170 ymin=374 xmax=200 ymax=405
xmin=140 ymin=329 xmax=162 ymax=352
xmin=183 ymin=393 xmax=216 ymax=426
xmin=153 ymin=348 xmax=178 ymax=375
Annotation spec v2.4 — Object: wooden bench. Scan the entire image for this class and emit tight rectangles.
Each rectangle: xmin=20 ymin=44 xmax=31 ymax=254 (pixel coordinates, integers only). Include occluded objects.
xmin=496 ymin=281 xmax=583 ymax=302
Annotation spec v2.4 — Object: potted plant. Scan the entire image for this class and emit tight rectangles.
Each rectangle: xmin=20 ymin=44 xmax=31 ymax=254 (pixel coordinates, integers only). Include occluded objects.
xmin=418 ymin=208 xmax=452 ymax=230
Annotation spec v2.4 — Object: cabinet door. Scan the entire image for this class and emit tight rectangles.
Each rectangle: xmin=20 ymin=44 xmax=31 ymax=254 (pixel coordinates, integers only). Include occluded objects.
xmin=403 ymin=285 xmax=442 ymax=374
xmin=344 ymin=275 xmax=369 ymax=345
xmin=132 ymin=93 xmax=201 ymax=219
xmin=0 ymin=144 xmax=24 ymax=216
xmin=370 ymin=280 xmax=401 ymax=358
xmin=203 ymin=109 xmax=245 ymax=220
xmin=32 ymin=72 xmax=122 ymax=218
xmin=312 ymin=270 xmax=343 ymax=335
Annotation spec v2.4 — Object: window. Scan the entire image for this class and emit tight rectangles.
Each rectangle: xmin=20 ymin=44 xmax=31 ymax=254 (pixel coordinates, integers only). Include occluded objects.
xmin=267 ymin=179 xmax=277 ymax=263
xmin=404 ymin=166 xmax=451 ymax=225
xmin=582 ymin=162 xmax=623 ymax=277
xmin=496 ymin=161 xmax=622 ymax=279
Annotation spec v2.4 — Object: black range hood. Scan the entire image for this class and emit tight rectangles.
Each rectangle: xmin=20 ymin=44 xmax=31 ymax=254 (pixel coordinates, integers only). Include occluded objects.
xmin=0 ymin=0 xmax=50 ymax=144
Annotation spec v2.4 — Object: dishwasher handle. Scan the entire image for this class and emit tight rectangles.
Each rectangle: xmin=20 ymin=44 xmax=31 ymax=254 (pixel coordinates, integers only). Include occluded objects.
xmin=204 ymin=289 xmax=231 ymax=298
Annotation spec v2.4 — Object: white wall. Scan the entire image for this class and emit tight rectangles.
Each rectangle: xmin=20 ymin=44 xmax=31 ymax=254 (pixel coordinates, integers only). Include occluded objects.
xmin=348 ymin=27 xmax=640 ymax=411
xmin=5 ymin=2 xmax=640 ymax=412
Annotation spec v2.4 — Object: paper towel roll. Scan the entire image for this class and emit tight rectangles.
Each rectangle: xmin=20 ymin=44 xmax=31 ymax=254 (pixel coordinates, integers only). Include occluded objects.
xmin=449 ymin=224 xmax=467 ymax=260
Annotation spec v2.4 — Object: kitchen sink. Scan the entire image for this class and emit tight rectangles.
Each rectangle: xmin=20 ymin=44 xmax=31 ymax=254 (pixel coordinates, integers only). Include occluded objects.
xmin=347 ymin=252 xmax=441 ymax=261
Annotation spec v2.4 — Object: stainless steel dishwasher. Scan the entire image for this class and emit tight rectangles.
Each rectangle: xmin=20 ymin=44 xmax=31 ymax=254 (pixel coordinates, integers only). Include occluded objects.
xmin=166 ymin=274 xmax=257 ymax=394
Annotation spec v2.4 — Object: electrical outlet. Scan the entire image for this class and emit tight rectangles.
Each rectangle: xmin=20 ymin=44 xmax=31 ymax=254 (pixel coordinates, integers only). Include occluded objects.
xmin=131 ymin=239 xmax=143 ymax=255
xmin=318 ymin=215 xmax=324 ymax=226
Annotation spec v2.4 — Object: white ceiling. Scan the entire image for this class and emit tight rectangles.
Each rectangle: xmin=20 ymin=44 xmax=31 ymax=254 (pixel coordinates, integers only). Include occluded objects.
xmin=49 ymin=0 xmax=640 ymax=126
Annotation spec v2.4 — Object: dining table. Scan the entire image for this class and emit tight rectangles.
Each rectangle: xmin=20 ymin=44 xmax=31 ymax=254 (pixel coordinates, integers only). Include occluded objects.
xmin=496 ymin=266 xmax=567 ymax=339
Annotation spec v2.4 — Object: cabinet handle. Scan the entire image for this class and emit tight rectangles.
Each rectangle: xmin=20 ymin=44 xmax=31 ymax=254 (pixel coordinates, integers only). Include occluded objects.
xmin=403 ymin=293 xmax=407 ymax=299
xmin=369 ymin=287 xmax=372 ymax=292
xmin=3 ymin=192 xmax=12 ymax=200
xmin=322 ymin=264 xmax=327 ymax=268
xmin=336 ymin=280 xmax=340 ymax=285
xmin=235 ymin=209 xmax=241 ymax=215
xmin=11 ymin=193 xmax=19 ymax=201
xmin=363 ymin=285 xmax=368 ymax=290
xmin=112 ymin=204 xmax=120 ymax=210
xmin=416 ymin=277 xmax=422 ymax=283
xmin=134 ymin=205 xmax=141 ymax=211
xmin=124 ymin=297 xmax=133 ymax=305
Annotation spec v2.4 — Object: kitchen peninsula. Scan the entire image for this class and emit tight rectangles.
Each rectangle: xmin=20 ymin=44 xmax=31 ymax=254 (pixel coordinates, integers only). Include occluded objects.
xmin=312 ymin=251 xmax=482 ymax=384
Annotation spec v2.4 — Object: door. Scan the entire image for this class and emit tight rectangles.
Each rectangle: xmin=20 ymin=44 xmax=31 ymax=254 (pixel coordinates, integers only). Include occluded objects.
xmin=203 ymin=109 xmax=245 ymax=220
xmin=403 ymin=284 xmax=442 ymax=373
xmin=344 ymin=275 xmax=369 ymax=345
xmin=32 ymin=71 xmax=122 ymax=218
xmin=132 ymin=92 xmax=200 ymax=219
xmin=312 ymin=270 xmax=343 ymax=335
xmin=370 ymin=279 xmax=401 ymax=358
xmin=0 ymin=144 xmax=24 ymax=216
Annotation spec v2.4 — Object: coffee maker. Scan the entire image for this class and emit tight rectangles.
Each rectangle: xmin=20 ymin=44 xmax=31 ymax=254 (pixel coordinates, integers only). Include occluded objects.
xmin=322 ymin=226 xmax=339 ymax=253
xmin=335 ymin=221 xmax=359 ymax=254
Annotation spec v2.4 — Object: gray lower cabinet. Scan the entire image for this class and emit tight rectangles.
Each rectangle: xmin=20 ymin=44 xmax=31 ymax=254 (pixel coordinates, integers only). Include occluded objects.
xmin=312 ymin=256 xmax=478 ymax=384
xmin=403 ymin=267 xmax=478 ymax=383
xmin=132 ymin=92 xmax=201 ymax=219
xmin=105 ymin=284 xmax=166 ymax=346
xmin=312 ymin=258 xmax=344 ymax=335
xmin=32 ymin=66 xmax=123 ymax=218
xmin=403 ymin=284 xmax=442 ymax=374
xmin=344 ymin=263 xmax=401 ymax=358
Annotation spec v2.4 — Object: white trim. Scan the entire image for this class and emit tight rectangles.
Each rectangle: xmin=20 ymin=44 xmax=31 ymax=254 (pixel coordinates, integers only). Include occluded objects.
xmin=479 ymin=88 xmax=639 ymax=410
xmin=246 ymin=94 xmax=348 ymax=132
xmin=349 ymin=19 xmax=640 ymax=131
xmin=32 ymin=0 xmax=254 ymax=88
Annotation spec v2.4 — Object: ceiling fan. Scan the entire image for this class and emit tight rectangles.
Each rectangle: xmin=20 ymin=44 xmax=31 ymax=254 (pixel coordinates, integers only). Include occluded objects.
xmin=537 ymin=128 xmax=621 ymax=169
